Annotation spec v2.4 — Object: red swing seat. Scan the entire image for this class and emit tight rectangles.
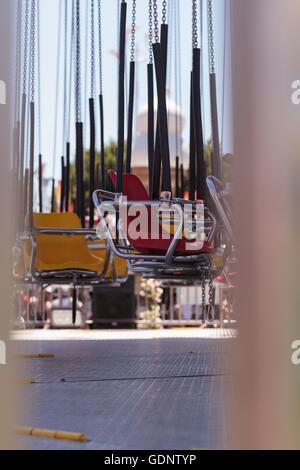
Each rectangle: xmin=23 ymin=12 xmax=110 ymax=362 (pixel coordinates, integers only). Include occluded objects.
xmin=107 ymin=170 xmax=214 ymax=256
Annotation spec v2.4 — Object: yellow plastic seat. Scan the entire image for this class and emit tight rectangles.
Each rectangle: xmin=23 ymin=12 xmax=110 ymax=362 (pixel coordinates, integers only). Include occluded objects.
xmin=24 ymin=213 xmax=106 ymax=275
xmin=88 ymin=240 xmax=128 ymax=279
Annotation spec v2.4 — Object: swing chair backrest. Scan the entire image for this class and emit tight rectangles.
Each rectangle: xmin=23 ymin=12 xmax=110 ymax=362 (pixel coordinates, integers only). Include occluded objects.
xmin=107 ymin=170 xmax=150 ymax=201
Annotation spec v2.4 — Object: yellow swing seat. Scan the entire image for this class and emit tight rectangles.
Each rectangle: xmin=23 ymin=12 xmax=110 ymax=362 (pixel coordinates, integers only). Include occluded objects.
xmin=24 ymin=213 xmax=106 ymax=275
xmin=88 ymin=240 xmax=128 ymax=279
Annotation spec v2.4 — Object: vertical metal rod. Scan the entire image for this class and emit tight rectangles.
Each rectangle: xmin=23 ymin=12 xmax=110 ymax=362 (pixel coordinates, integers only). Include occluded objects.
xmin=23 ymin=169 xmax=29 ymax=220
xmin=116 ymin=1 xmax=127 ymax=194
xmin=175 ymin=156 xmax=179 ymax=198
xmin=180 ymin=163 xmax=184 ymax=198
xmin=192 ymin=48 xmax=206 ymax=201
xmin=89 ymin=98 xmax=96 ymax=227
xmin=29 ymin=102 xmax=35 ymax=229
xmin=65 ymin=142 xmax=70 ymax=212
xmin=189 ymin=72 xmax=196 ymax=201
xmin=76 ymin=122 xmax=85 ymax=226
xmin=147 ymin=63 xmax=154 ymax=194
xmin=51 ymin=178 xmax=55 ymax=213
xmin=72 ymin=287 xmax=77 ymax=325
xmin=210 ymin=73 xmax=221 ymax=179
xmin=125 ymin=60 xmax=135 ymax=174
xmin=20 ymin=94 xmax=26 ymax=229
xmin=99 ymin=94 xmax=106 ymax=189
xmin=38 ymin=153 xmax=43 ymax=213
xmin=151 ymin=24 xmax=169 ymax=199
xmin=60 ymin=156 xmax=65 ymax=213
xmin=153 ymin=41 xmax=171 ymax=193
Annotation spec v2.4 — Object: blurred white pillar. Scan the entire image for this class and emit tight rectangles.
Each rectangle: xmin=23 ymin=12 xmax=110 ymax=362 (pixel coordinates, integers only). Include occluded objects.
xmin=231 ymin=0 xmax=300 ymax=449
xmin=0 ymin=0 xmax=16 ymax=450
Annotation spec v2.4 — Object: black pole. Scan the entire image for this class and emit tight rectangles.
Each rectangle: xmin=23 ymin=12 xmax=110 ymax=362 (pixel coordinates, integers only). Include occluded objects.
xmin=153 ymin=41 xmax=171 ymax=194
xmin=99 ymin=94 xmax=106 ymax=189
xmin=60 ymin=156 xmax=65 ymax=213
xmin=151 ymin=24 xmax=169 ymax=199
xmin=180 ymin=163 xmax=184 ymax=199
xmin=210 ymin=73 xmax=221 ymax=179
xmin=19 ymin=93 xmax=26 ymax=229
xmin=23 ymin=169 xmax=29 ymax=221
xmin=147 ymin=63 xmax=154 ymax=194
xmin=125 ymin=61 xmax=135 ymax=174
xmin=29 ymin=102 xmax=35 ymax=229
xmin=51 ymin=178 xmax=55 ymax=213
xmin=189 ymin=72 xmax=196 ymax=201
xmin=192 ymin=48 xmax=207 ymax=201
xmin=72 ymin=287 xmax=77 ymax=325
xmin=89 ymin=98 xmax=96 ymax=228
xmin=175 ymin=156 xmax=179 ymax=198
xmin=76 ymin=122 xmax=85 ymax=226
xmin=38 ymin=154 xmax=43 ymax=213
xmin=65 ymin=142 xmax=70 ymax=212
xmin=116 ymin=1 xmax=127 ymax=194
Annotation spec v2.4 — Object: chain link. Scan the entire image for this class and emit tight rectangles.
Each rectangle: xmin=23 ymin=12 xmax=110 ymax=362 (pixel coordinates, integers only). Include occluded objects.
xmin=208 ymin=271 xmax=215 ymax=322
xmin=30 ymin=0 xmax=36 ymax=102
xmin=90 ymin=0 xmax=95 ymax=97
xmin=130 ymin=0 xmax=136 ymax=62
xmin=202 ymin=272 xmax=206 ymax=322
xmin=23 ymin=0 xmax=30 ymax=95
xmin=15 ymin=0 xmax=22 ymax=118
xmin=97 ymin=0 xmax=103 ymax=95
xmin=162 ymin=0 xmax=167 ymax=24
xmin=148 ymin=0 xmax=153 ymax=63
xmin=208 ymin=0 xmax=215 ymax=74
xmin=153 ymin=0 xmax=159 ymax=43
xmin=192 ymin=0 xmax=198 ymax=49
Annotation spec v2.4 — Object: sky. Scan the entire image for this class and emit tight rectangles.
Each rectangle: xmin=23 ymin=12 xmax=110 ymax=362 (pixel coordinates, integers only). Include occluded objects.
xmin=36 ymin=0 xmax=232 ymax=181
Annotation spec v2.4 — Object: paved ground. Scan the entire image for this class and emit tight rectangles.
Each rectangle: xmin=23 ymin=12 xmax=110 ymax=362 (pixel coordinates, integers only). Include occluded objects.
xmin=12 ymin=329 xmax=234 ymax=450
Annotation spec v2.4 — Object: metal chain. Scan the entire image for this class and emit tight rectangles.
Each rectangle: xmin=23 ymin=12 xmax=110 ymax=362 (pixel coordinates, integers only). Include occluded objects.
xmin=97 ymin=0 xmax=103 ymax=95
xmin=130 ymin=0 xmax=136 ymax=62
xmin=30 ymin=0 xmax=36 ymax=102
xmin=208 ymin=272 xmax=215 ymax=322
xmin=148 ymin=0 xmax=153 ymax=63
xmin=192 ymin=0 xmax=198 ymax=49
xmin=37 ymin=0 xmax=42 ymax=153
xmin=162 ymin=0 xmax=167 ymax=24
xmin=153 ymin=0 xmax=159 ymax=43
xmin=90 ymin=0 xmax=95 ymax=97
xmin=208 ymin=0 xmax=215 ymax=74
xmin=202 ymin=273 xmax=206 ymax=322
xmin=15 ymin=0 xmax=22 ymax=119
xmin=23 ymin=0 xmax=30 ymax=95
xmin=75 ymin=0 xmax=81 ymax=122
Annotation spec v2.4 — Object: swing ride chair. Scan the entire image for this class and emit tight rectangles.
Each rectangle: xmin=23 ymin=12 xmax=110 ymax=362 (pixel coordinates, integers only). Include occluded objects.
xmin=16 ymin=214 xmax=127 ymax=288
xmin=93 ymin=179 xmax=228 ymax=283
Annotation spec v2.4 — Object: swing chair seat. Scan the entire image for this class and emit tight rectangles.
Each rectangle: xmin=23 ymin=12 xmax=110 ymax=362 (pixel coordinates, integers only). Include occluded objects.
xmin=88 ymin=240 xmax=128 ymax=279
xmin=107 ymin=170 xmax=214 ymax=256
xmin=23 ymin=213 xmax=107 ymax=277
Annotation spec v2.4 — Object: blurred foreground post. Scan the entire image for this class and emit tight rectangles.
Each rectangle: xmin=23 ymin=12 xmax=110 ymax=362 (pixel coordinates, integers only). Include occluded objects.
xmin=0 ymin=0 xmax=16 ymax=450
xmin=232 ymin=0 xmax=300 ymax=449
